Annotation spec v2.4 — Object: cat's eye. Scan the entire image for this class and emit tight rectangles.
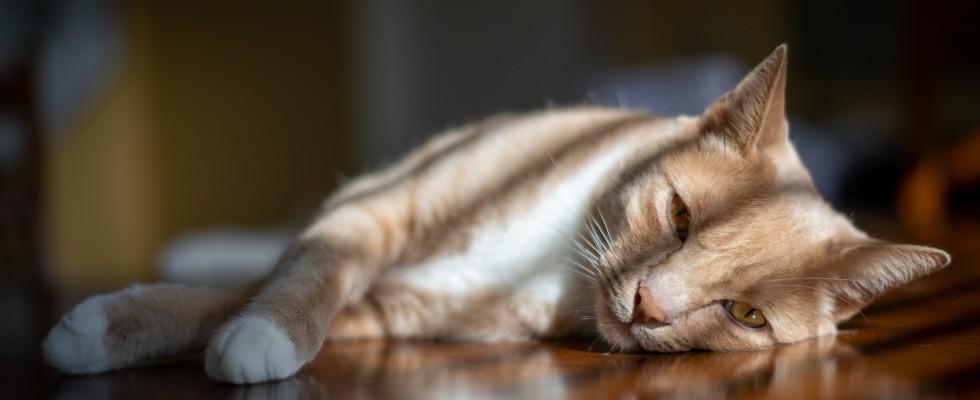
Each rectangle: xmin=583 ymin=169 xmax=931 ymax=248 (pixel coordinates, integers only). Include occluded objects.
xmin=669 ymin=194 xmax=691 ymax=241
xmin=725 ymin=301 xmax=767 ymax=329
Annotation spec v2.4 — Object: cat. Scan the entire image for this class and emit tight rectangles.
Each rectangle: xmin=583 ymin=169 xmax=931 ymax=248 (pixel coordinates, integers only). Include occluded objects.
xmin=42 ymin=45 xmax=949 ymax=384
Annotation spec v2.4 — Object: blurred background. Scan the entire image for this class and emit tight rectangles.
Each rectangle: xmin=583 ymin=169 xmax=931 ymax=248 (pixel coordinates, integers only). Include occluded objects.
xmin=1 ymin=0 xmax=978 ymax=395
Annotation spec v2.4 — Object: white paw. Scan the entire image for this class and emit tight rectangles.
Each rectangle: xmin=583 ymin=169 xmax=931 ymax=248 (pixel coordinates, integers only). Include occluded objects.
xmin=205 ymin=316 xmax=303 ymax=384
xmin=42 ymin=294 xmax=113 ymax=374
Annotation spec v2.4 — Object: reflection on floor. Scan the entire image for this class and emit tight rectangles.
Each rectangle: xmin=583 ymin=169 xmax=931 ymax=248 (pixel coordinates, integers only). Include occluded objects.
xmin=19 ymin=220 xmax=980 ymax=399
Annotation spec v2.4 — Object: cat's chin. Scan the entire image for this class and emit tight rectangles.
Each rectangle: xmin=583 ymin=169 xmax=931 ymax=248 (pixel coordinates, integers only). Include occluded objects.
xmin=594 ymin=318 xmax=642 ymax=352
xmin=628 ymin=323 xmax=692 ymax=353
xmin=596 ymin=310 xmax=692 ymax=353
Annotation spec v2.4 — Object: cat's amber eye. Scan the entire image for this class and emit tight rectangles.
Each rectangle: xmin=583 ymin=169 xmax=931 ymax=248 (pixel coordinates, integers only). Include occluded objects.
xmin=726 ymin=301 xmax=767 ymax=328
xmin=669 ymin=194 xmax=691 ymax=241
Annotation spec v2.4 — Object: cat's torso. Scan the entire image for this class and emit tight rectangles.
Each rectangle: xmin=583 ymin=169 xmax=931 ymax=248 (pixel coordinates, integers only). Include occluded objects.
xmin=321 ymin=108 xmax=696 ymax=340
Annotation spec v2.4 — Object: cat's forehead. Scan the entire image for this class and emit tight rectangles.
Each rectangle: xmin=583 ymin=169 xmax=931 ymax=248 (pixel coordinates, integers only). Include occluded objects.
xmin=700 ymin=192 xmax=843 ymax=256
xmin=664 ymin=136 xmax=819 ymax=216
xmin=621 ymin=128 xmax=852 ymax=266
xmin=668 ymin=152 xmax=845 ymax=269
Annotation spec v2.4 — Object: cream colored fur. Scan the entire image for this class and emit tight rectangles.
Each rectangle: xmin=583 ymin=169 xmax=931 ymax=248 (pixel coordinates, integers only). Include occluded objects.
xmin=43 ymin=45 xmax=949 ymax=384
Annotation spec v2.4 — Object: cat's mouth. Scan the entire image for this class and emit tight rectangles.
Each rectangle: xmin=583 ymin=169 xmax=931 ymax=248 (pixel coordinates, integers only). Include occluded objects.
xmin=595 ymin=302 xmax=674 ymax=352
xmin=604 ymin=320 xmax=639 ymax=350
xmin=599 ymin=317 xmax=673 ymax=353
xmin=628 ymin=309 xmax=671 ymax=329
xmin=627 ymin=313 xmax=670 ymax=348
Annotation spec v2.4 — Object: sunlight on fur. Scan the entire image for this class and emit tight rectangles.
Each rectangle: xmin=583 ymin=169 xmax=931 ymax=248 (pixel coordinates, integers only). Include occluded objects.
xmin=43 ymin=45 xmax=949 ymax=384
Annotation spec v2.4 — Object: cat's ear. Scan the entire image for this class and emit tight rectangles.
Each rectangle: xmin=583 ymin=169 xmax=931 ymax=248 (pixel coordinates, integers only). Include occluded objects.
xmin=827 ymin=241 xmax=950 ymax=322
xmin=700 ymin=44 xmax=788 ymax=154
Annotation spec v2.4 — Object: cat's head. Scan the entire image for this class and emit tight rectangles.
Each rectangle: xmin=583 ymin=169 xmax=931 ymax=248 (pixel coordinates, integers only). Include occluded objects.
xmin=592 ymin=45 xmax=950 ymax=352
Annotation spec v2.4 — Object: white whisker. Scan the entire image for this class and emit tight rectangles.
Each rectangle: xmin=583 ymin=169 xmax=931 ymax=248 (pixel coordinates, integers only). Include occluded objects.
xmin=573 ymin=235 xmax=602 ymax=264
xmin=566 ymin=261 xmax=597 ymax=277
xmin=565 ymin=256 xmax=600 ymax=277
xmin=585 ymin=219 xmax=603 ymax=252
xmin=570 ymin=271 xmax=598 ymax=284
xmin=594 ymin=205 xmax=614 ymax=252
xmin=588 ymin=217 xmax=610 ymax=254
xmin=587 ymin=336 xmax=603 ymax=352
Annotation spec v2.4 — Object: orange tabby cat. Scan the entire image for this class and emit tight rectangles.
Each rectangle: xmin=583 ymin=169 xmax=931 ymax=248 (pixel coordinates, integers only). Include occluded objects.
xmin=43 ymin=45 xmax=949 ymax=384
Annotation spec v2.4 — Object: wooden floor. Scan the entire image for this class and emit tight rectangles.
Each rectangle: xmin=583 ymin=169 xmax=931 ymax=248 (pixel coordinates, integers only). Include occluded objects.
xmin=26 ymin=219 xmax=980 ymax=399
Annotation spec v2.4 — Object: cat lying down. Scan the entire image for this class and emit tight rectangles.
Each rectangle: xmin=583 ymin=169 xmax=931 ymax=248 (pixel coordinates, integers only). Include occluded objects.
xmin=43 ymin=45 xmax=949 ymax=384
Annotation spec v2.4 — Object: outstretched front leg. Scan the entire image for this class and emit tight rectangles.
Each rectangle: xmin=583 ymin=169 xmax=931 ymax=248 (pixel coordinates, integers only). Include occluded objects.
xmin=43 ymin=283 xmax=249 ymax=375
xmin=205 ymin=204 xmax=400 ymax=384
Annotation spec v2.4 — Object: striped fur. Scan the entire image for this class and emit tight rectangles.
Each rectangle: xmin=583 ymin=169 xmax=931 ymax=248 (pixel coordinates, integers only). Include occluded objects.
xmin=43 ymin=45 xmax=949 ymax=383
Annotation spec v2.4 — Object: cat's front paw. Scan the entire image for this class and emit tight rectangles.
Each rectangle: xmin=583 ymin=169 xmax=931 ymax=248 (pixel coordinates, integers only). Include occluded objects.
xmin=42 ymin=294 xmax=113 ymax=374
xmin=205 ymin=316 xmax=303 ymax=384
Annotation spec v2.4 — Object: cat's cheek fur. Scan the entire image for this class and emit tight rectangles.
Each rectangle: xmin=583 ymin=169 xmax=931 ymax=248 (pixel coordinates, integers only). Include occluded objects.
xmin=205 ymin=316 xmax=303 ymax=384
xmin=42 ymin=293 xmax=114 ymax=374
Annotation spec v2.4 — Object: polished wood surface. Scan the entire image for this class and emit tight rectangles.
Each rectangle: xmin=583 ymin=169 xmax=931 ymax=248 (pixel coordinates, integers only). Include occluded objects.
xmin=31 ymin=222 xmax=980 ymax=399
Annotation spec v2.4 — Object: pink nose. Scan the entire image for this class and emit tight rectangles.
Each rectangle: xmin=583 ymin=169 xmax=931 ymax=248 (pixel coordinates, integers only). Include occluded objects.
xmin=634 ymin=286 xmax=668 ymax=324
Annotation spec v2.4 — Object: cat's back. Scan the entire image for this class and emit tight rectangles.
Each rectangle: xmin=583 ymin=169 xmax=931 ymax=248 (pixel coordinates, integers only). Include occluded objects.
xmin=303 ymin=106 xmax=698 ymax=283
xmin=326 ymin=106 xmax=677 ymax=212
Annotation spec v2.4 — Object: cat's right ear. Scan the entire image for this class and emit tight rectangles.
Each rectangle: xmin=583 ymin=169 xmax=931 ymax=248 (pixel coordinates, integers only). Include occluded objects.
xmin=827 ymin=241 xmax=950 ymax=322
xmin=699 ymin=45 xmax=789 ymax=156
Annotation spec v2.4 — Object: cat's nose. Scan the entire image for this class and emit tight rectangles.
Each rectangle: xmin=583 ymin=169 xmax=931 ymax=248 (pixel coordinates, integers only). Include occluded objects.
xmin=633 ymin=286 xmax=668 ymax=325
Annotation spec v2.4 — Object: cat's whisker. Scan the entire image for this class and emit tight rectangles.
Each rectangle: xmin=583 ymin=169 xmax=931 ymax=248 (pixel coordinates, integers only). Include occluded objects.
xmin=583 ymin=224 xmax=601 ymax=255
xmin=566 ymin=268 xmax=598 ymax=285
xmin=534 ymin=154 xmax=615 ymax=289
xmin=573 ymin=235 xmax=603 ymax=265
xmin=569 ymin=237 xmax=596 ymax=258
xmin=565 ymin=268 xmax=598 ymax=284
xmin=585 ymin=217 xmax=604 ymax=251
xmin=565 ymin=258 xmax=600 ymax=280
xmin=542 ymin=149 xmax=614 ymax=273
xmin=593 ymin=205 xmax=614 ymax=253
xmin=587 ymin=336 xmax=603 ymax=352
xmin=578 ymin=315 xmax=597 ymax=320
xmin=832 ymin=293 xmax=873 ymax=335
xmin=574 ymin=309 xmax=598 ymax=323
xmin=565 ymin=244 xmax=616 ymax=289
xmin=571 ymin=250 xmax=599 ymax=272
xmin=588 ymin=216 xmax=611 ymax=255
xmin=563 ymin=255 xmax=608 ymax=288
xmin=565 ymin=258 xmax=598 ymax=277
xmin=577 ymin=224 xmax=604 ymax=256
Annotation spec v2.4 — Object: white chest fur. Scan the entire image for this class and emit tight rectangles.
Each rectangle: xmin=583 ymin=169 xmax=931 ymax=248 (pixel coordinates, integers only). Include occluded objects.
xmin=381 ymin=143 xmax=632 ymax=304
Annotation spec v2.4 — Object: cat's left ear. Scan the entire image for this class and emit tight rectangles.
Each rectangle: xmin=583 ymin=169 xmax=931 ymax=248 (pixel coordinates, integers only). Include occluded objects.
xmin=827 ymin=241 xmax=950 ymax=322
xmin=700 ymin=44 xmax=788 ymax=155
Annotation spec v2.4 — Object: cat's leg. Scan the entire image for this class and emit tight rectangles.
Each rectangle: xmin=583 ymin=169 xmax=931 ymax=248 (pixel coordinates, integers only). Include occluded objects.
xmin=326 ymin=285 xmax=590 ymax=342
xmin=204 ymin=240 xmax=379 ymax=383
xmin=205 ymin=205 xmax=398 ymax=384
xmin=43 ymin=283 xmax=249 ymax=375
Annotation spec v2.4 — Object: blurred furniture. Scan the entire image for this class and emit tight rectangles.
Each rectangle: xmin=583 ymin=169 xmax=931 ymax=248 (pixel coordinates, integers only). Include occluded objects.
xmin=0 ymin=47 xmax=54 ymax=398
